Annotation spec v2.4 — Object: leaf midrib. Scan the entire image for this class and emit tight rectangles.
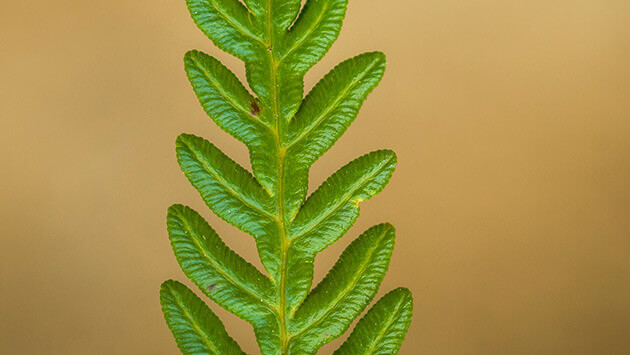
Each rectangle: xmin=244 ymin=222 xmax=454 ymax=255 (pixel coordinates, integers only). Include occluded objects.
xmin=263 ymin=1 xmax=291 ymax=352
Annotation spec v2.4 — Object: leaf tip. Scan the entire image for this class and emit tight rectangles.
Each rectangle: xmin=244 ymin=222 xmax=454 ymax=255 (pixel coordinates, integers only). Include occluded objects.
xmin=175 ymin=133 xmax=200 ymax=151
xmin=364 ymin=51 xmax=387 ymax=65
xmin=380 ymin=222 xmax=396 ymax=234
xmin=390 ymin=287 xmax=413 ymax=302
xmin=167 ymin=204 xmax=186 ymax=219
xmin=183 ymin=49 xmax=199 ymax=61
xmin=159 ymin=279 xmax=179 ymax=299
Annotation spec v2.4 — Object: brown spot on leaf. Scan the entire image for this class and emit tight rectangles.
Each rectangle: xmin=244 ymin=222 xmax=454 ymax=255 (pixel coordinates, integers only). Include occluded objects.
xmin=250 ymin=100 xmax=261 ymax=116
xmin=207 ymin=284 xmax=216 ymax=291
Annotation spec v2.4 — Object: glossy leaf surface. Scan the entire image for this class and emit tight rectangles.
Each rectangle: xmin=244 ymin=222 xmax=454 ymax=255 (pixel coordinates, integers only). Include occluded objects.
xmin=161 ymin=0 xmax=413 ymax=353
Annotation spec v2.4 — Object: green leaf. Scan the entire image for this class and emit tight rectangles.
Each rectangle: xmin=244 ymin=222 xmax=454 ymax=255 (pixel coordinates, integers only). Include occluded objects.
xmin=287 ymin=52 xmax=386 ymax=156
xmin=184 ymin=50 xmax=259 ymax=131
xmin=166 ymin=205 xmax=283 ymax=354
xmin=264 ymin=0 xmax=350 ymax=126
xmin=175 ymin=133 xmax=286 ymax=276
xmin=335 ymin=288 xmax=414 ymax=355
xmin=167 ymin=204 xmax=276 ymax=315
xmin=282 ymin=52 xmax=387 ymax=214
xmin=287 ymin=223 xmax=396 ymax=353
xmin=289 ymin=150 xmax=397 ymax=246
xmin=281 ymin=0 xmax=348 ymax=73
xmin=186 ymin=0 xmax=265 ymax=61
xmin=184 ymin=50 xmax=279 ymax=190
xmin=270 ymin=0 xmax=303 ymax=29
xmin=164 ymin=0 xmax=413 ymax=353
xmin=282 ymin=150 xmax=396 ymax=313
xmin=175 ymin=133 xmax=275 ymax=232
xmin=160 ymin=280 xmax=245 ymax=354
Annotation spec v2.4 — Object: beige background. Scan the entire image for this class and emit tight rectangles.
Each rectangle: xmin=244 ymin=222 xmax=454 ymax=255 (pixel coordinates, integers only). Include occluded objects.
xmin=1 ymin=0 xmax=629 ymax=353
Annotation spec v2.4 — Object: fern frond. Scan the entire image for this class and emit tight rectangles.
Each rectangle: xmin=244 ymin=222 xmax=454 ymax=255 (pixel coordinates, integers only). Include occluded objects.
xmin=162 ymin=0 xmax=413 ymax=353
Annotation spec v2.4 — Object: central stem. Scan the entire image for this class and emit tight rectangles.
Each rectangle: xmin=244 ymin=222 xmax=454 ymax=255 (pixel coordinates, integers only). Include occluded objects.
xmin=275 ymin=130 xmax=289 ymax=354
xmin=273 ymin=68 xmax=290 ymax=355
xmin=277 ymin=146 xmax=289 ymax=355
xmin=265 ymin=4 xmax=290 ymax=354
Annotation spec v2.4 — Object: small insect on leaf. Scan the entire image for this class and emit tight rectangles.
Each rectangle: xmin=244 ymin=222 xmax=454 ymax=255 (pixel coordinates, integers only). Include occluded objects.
xmin=250 ymin=99 xmax=261 ymax=116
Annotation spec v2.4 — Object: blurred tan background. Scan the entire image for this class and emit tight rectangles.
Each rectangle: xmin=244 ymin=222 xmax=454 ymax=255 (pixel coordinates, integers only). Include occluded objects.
xmin=1 ymin=0 xmax=629 ymax=353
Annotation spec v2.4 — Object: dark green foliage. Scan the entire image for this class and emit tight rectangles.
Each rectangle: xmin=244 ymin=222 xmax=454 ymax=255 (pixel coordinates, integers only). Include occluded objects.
xmin=160 ymin=0 xmax=413 ymax=353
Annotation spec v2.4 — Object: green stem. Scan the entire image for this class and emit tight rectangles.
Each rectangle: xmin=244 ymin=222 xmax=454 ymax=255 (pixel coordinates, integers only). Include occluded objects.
xmin=265 ymin=2 xmax=289 ymax=353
